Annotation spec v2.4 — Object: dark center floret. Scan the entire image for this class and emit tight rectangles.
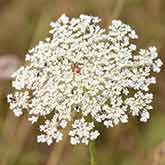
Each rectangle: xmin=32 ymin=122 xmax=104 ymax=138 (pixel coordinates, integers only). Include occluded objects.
xmin=71 ymin=63 xmax=81 ymax=74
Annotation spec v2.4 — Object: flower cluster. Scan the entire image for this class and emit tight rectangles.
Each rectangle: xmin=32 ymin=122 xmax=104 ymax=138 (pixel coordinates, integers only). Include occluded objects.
xmin=7 ymin=14 xmax=163 ymax=145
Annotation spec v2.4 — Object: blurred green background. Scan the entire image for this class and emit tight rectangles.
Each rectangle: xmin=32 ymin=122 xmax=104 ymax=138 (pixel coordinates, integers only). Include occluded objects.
xmin=0 ymin=0 xmax=165 ymax=165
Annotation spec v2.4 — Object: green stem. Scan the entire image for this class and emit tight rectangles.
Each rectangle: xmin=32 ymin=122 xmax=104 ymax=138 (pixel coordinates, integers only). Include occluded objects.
xmin=89 ymin=141 xmax=97 ymax=165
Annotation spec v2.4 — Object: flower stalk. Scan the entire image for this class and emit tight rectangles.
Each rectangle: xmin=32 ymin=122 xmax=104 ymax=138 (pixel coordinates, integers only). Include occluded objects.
xmin=89 ymin=141 xmax=97 ymax=165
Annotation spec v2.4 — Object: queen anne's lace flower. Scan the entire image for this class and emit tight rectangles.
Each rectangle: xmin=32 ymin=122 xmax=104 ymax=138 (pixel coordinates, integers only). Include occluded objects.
xmin=7 ymin=14 xmax=163 ymax=145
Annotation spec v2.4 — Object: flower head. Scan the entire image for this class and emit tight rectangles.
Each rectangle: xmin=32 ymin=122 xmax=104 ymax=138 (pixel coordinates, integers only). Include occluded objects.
xmin=7 ymin=14 xmax=163 ymax=145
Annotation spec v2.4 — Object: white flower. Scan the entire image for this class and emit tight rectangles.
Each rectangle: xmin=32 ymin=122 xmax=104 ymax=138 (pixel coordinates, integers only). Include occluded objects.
xmin=140 ymin=111 xmax=150 ymax=122
xmin=7 ymin=91 xmax=29 ymax=116
xmin=28 ymin=116 xmax=39 ymax=124
xmin=69 ymin=118 xmax=99 ymax=145
xmin=7 ymin=14 xmax=163 ymax=145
